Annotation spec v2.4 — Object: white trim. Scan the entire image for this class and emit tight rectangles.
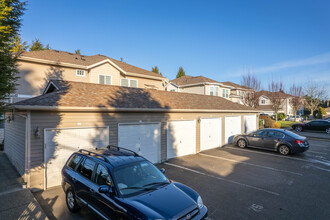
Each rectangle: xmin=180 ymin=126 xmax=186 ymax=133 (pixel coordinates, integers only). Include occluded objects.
xmin=43 ymin=81 xmax=59 ymax=94
xmin=76 ymin=69 xmax=86 ymax=77
xmin=87 ymin=59 xmax=127 ymax=75
xmin=178 ymin=82 xmax=235 ymax=89
xmin=98 ymin=74 xmax=112 ymax=85
xmin=126 ymin=72 xmax=164 ymax=80
xmin=18 ymin=56 xmax=88 ymax=69
xmin=13 ymin=105 xmax=260 ymax=113
xmin=43 ymin=126 xmax=109 ymax=189
xmin=222 ymin=88 xmax=230 ymax=99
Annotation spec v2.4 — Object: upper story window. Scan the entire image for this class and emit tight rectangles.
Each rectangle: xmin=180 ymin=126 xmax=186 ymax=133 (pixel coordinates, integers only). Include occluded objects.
xmin=215 ymin=87 xmax=219 ymax=96
xmin=239 ymin=91 xmax=244 ymax=97
xmin=209 ymin=86 xmax=214 ymax=96
xmin=121 ymin=78 xmax=138 ymax=88
xmin=222 ymin=89 xmax=229 ymax=98
xmin=76 ymin=69 xmax=85 ymax=77
xmin=261 ymin=99 xmax=266 ymax=104
xmin=99 ymin=75 xmax=112 ymax=85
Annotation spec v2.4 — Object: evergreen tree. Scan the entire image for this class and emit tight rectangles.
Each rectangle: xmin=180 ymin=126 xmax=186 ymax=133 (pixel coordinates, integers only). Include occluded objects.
xmin=176 ymin=66 xmax=185 ymax=78
xmin=75 ymin=49 xmax=81 ymax=55
xmin=0 ymin=0 xmax=26 ymax=111
xmin=30 ymin=38 xmax=50 ymax=51
xmin=10 ymin=35 xmax=28 ymax=53
xmin=151 ymin=66 xmax=162 ymax=75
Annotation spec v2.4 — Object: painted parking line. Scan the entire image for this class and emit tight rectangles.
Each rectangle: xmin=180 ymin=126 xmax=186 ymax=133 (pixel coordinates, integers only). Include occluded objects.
xmin=164 ymin=162 xmax=280 ymax=196
xmin=223 ymin=146 xmax=314 ymax=163
xmin=199 ymin=153 xmax=303 ymax=176
xmin=307 ymin=150 xmax=327 ymax=155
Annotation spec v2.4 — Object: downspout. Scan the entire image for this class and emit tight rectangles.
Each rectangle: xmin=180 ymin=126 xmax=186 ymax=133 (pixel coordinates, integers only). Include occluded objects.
xmin=17 ymin=111 xmax=31 ymax=188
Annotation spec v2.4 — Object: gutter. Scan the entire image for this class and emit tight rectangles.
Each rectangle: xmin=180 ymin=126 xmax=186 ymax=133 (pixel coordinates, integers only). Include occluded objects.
xmin=13 ymin=105 xmax=260 ymax=113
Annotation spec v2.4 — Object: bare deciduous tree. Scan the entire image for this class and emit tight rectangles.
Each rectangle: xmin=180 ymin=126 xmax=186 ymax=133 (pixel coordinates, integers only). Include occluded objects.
xmin=241 ymin=72 xmax=261 ymax=108
xmin=288 ymin=84 xmax=304 ymax=121
xmin=304 ymin=82 xmax=327 ymax=118
xmin=268 ymin=80 xmax=286 ymax=121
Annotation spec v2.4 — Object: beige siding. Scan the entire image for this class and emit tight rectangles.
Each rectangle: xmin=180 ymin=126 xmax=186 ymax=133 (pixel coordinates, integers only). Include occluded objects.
xmin=16 ymin=61 xmax=89 ymax=96
xmin=181 ymin=85 xmax=205 ymax=95
xmin=89 ymin=63 xmax=121 ymax=85
xmin=4 ymin=113 xmax=26 ymax=176
xmin=27 ymin=111 xmax=258 ymax=189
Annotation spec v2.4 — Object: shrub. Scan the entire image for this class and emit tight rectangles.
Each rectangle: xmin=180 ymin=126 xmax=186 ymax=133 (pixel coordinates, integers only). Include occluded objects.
xmin=277 ymin=113 xmax=286 ymax=121
xmin=317 ymin=107 xmax=326 ymax=119
xmin=260 ymin=115 xmax=275 ymax=128
xmin=274 ymin=122 xmax=281 ymax=128
xmin=259 ymin=119 xmax=264 ymax=128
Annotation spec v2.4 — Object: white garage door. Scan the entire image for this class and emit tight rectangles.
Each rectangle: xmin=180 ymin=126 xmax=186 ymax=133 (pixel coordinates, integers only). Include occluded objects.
xmin=167 ymin=120 xmax=196 ymax=159
xmin=244 ymin=115 xmax=257 ymax=134
xmin=118 ymin=123 xmax=161 ymax=164
xmin=44 ymin=127 xmax=109 ymax=189
xmin=225 ymin=116 xmax=242 ymax=144
xmin=200 ymin=118 xmax=222 ymax=151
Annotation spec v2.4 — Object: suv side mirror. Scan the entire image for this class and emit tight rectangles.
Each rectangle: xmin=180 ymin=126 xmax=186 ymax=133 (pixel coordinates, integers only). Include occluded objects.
xmin=160 ymin=168 xmax=165 ymax=174
xmin=99 ymin=185 xmax=111 ymax=193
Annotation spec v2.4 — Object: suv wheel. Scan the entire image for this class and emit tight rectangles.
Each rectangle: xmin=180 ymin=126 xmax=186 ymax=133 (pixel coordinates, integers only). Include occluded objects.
xmin=237 ymin=139 xmax=247 ymax=148
xmin=326 ymin=128 xmax=330 ymax=134
xmin=66 ymin=188 xmax=80 ymax=212
xmin=295 ymin=126 xmax=302 ymax=132
xmin=278 ymin=145 xmax=290 ymax=156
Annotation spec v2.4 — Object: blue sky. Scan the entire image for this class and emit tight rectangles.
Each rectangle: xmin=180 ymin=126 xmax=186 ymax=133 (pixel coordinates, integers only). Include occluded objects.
xmin=20 ymin=0 xmax=330 ymax=96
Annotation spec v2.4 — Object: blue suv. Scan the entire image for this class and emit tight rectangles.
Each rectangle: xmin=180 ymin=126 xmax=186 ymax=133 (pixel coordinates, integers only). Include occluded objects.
xmin=62 ymin=146 xmax=208 ymax=219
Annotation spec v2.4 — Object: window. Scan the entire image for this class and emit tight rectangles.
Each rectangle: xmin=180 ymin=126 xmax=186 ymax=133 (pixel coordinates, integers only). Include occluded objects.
xmin=76 ymin=69 xmax=85 ymax=77
xmin=239 ymin=91 xmax=244 ymax=97
xmin=222 ymin=89 xmax=229 ymax=98
xmin=0 ymin=113 xmax=4 ymax=129
xmin=215 ymin=87 xmax=219 ymax=96
xmin=267 ymin=131 xmax=285 ymax=138
xmin=121 ymin=78 xmax=138 ymax=88
xmin=209 ymin=86 xmax=214 ymax=96
xmin=67 ymin=154 xmax=82 ymax=170
xmin=261 ymin=99 xmax=266 ymax=104
xmin=77 ymin=158 xmax=96 ymax=180
xmin=253 ymin=130 xmax=266 ymax=136
xmin=95 ymin=165 xmax=111 ymax=186
xmin=99 ymin=75 xmax=112 ymax=85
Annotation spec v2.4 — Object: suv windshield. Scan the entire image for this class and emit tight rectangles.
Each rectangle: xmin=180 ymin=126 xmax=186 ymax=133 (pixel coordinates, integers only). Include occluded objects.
xmin=113 ymin=161 xmax=169 ymax=197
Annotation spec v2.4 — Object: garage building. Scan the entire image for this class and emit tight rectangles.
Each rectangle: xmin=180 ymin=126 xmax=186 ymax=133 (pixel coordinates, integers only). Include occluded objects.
xmin=4 ymin=80 xmax=259 ymax=190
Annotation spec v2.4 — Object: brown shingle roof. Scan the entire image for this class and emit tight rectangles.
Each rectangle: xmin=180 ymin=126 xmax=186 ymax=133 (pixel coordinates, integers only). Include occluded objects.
xmin=170 ymin=75 xmax=220 ymax=86
xmin=221 ymin=81 xmax=251 ymax=90
xmin=15 ymin=80 xmax=258 ymax=112
xmin=256 ymin=90 xmax=292 ymax=99
xmin=18 ymin=50 xmax=165 ymax=78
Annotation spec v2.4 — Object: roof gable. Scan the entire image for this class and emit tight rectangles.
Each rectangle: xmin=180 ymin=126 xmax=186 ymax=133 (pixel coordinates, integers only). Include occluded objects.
xmin=170 ymin=75 xmax=220 ymax=86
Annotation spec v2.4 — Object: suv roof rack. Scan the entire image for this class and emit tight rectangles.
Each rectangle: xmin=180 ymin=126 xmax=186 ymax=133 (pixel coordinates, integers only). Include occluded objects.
xmin=78 ymin=149 xmax=111 ymax=164
xmin=107 ymin=145 xmax=139 ymax=156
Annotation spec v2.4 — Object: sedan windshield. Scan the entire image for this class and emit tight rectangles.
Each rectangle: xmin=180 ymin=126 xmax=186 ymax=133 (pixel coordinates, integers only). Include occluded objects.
xmin=113 ymin=161 xmax=169 ymax=197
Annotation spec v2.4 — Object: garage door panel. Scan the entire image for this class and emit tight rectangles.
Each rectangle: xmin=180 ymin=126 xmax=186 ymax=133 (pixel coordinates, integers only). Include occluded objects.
xmin=45 ymin=127 xmax=109 ymax=189
xmin=167 ymin=121 xmax=196 ymax=159
xmin=118 ymin=123 xmax=161 ymax=164
xmin=244 ymin=115 xmax=257 ymax=134
xmin=225 ymin=116 xmax=242 ymax=144
xmin=200 ymin=118 xmax=222 ymax=151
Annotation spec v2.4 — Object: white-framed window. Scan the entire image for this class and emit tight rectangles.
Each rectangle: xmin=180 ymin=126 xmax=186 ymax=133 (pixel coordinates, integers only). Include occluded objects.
xmin=76 ymin=69 xmax=85 ymax=77
xmin=261 ymin=99 xmax=266 ymax=104
xmin=239 ymin=91 xmax=244 ymax=97
xmin=120 ymin=78 xmax=138 ymax=88
xmin=222 ymin=89 xmax=229 ymax=98
xmin=99 ymin=75 xmax=112 ymax=85
xmin=209 ymin=86 xmax=214 ymax=96
xmin=215 ymin=87 xmax=219 ymax=96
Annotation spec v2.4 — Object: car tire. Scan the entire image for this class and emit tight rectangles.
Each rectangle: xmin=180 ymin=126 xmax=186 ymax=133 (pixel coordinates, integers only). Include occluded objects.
xmin=295 ymin=126 xmax=302 ymax=132
xmin=278 ymin=145 xmax=290 ymax=156
xmin=326 ymin=128 xmax=330 ymax=134
xmin=66 ymin=188 xmax=80 ymax=213
xmin=237 ymin=139 xmax=247 ymax=148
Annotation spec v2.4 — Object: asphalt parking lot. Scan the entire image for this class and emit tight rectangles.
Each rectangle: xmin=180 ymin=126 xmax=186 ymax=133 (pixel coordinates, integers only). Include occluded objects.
xmin=162 ymin=138 xmax=330 ymax=220
xmin=34 ymin=137 xmax=330 ymax=220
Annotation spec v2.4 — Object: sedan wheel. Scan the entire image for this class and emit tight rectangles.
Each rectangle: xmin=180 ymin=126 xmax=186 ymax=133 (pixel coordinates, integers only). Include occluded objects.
xmin=326 ymin=128 xmax=330 ymax=134
xmin=278 ymin=145 xmax=290 ymax=155
xmin=237 ymin=139 xmax=247 ymax=148
xmin=295 ymin=126 xmax=302 ymax=132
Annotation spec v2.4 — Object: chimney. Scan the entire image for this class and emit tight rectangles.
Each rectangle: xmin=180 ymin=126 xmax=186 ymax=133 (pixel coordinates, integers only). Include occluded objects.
xmin=120 ymin=57 xmax=123 ymax=62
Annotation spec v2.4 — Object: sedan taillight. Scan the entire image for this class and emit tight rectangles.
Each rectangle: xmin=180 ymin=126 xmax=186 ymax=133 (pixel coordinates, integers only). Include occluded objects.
xmin=295 ymin=140 xmax=304 ymax=144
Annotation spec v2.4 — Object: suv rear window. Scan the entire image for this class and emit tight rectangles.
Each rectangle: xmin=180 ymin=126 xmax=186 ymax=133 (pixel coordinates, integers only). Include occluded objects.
xmin=67 ymin=154 xmax=82 ymax=170
xmin=77 ymin=158 xmax=96 ymax=180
